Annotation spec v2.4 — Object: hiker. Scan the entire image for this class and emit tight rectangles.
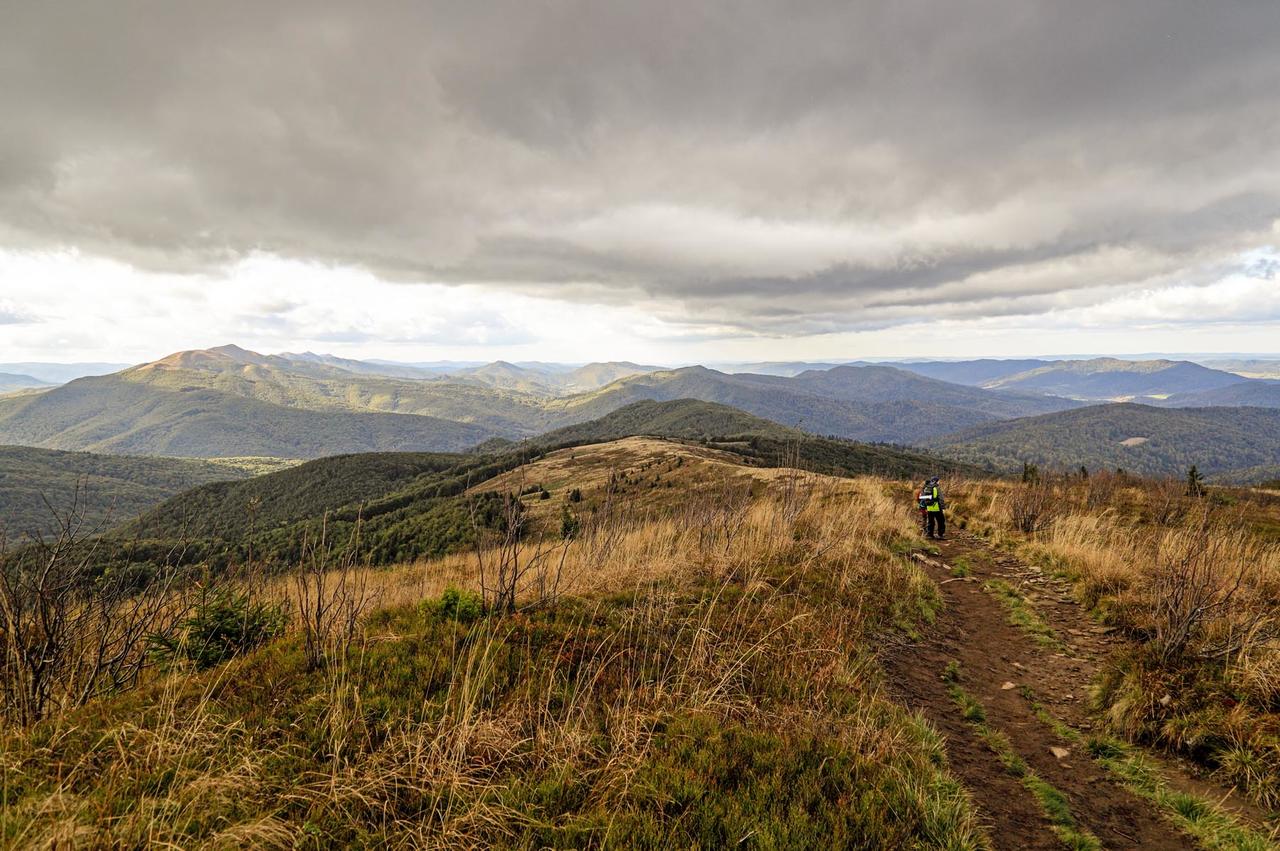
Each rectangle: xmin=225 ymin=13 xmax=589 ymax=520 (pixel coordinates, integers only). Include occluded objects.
xmin=918 ymin=476 xmax=946 ymax=539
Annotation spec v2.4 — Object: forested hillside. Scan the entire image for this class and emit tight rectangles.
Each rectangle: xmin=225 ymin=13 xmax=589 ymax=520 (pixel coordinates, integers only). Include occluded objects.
xmin=0 ymin=446 xmax=250 ymax=536
xmin=937 ymin=403 xmax=1280 ymax=478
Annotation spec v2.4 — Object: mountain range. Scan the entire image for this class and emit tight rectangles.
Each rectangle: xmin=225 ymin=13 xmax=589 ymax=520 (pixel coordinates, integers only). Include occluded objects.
xmin=1 ymin=346 xmax=1279 ymax=483
xmin=0 ymin=345 xmax=1085 ymax=457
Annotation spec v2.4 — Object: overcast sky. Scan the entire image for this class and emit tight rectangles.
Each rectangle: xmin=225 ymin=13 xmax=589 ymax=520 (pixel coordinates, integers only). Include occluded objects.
xmin=3 ymin=1 xmax=1280 ymax=364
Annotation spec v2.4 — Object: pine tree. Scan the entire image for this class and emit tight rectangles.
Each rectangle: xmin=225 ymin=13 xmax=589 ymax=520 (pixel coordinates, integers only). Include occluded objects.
xmin=1186 ymin=465 xmax=1205 ymax=497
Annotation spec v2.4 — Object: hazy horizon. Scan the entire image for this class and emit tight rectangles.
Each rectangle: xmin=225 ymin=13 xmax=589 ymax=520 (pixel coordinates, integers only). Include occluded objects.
xmin=6 ymin=343 xmax=1280 ymax=376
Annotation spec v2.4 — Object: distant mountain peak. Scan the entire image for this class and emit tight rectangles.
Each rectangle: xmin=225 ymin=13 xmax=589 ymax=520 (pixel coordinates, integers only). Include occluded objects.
xmin=137 ymin=344 xmax=273 ymax=372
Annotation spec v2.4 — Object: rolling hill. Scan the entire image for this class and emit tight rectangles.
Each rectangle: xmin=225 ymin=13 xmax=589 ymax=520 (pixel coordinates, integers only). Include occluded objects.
xmin=0 ymin=446 xmax=251 ymax=536
xmin=1199 ymin=358 xmax=1280 ymax=380
xmin=0 ymin=373 xmax=51 ymax=394
xmin=888 ymin=359 xmax=1052 ymax=387
xmin=450 ymin=360 xmax=663 ymax=394
xmin=115 ymin=345 xmax=553 ymax=432
xmin=1159 ymin=380 xmax=1280 ymax=408
xmin=531 ymin=398 xmax=797 ymax=444
xmin=980 ymin=358 xmax=1244 ymax=401
xmin=0 ymin=362 xmax=130 ymax=384
xmin=936 ymin=403 xmax=1280 ymax=479
xmin=0 ymin=376 xmax=498 ymax=458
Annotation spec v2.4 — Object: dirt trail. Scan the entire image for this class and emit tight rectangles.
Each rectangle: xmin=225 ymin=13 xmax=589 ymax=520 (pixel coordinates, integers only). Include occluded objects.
xmin=882 ymin=532 xmax=1267 ymax=850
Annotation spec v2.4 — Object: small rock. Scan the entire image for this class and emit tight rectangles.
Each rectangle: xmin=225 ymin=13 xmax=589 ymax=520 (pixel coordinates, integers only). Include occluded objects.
xmin=1050 ymin=746 xmax=1071 ymax=760
xmin=1001 ymin=681 xmax=1017 ymax=690
xmin=1065 ymin=694 xmax=1074 ymax=699
xmin=1012 ymin=662 xmax=1026 ymax=669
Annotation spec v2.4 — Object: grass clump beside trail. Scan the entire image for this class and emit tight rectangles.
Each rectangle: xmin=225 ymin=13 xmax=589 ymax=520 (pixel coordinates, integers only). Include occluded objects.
xmin=980 ymin=578 xmax=1063 ymax=651
xmin=941 ymin=663 xmax=1101 ymax=851
xmin=1018 ymin=688 xmax=1278 ymax=851
xmin=0 ymin=478 xmax=988 ymax=849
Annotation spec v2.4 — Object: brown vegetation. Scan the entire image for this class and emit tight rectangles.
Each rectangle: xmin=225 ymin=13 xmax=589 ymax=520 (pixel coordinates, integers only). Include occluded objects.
xmin=0 ymin=459 xmax=987 ymax=848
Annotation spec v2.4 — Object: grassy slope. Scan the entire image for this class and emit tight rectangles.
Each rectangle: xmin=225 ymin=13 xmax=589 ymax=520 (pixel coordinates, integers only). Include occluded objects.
xmin=946 ymin=475 xmax=1280 ymax=812
xmin=937 ymin=402 xmax=1280 ymax=478
xmin=1 ymin=465 xmax=988 ymax=848
xmin=0 ymin=445 xmax=251 ymax=536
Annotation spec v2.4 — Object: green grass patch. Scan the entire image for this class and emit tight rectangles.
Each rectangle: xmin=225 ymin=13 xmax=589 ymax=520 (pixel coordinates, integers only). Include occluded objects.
xmin=945 ymin=667 xmax=1101 ymax=851
xmin=981 ymin=578 xmax=1064 ymax=650
xmin=1019 ymin=689 xmax=1275 ymax=851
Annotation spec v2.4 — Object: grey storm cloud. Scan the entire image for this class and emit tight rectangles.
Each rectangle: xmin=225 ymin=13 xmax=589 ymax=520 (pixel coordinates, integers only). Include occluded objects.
xmin=3 ymin=1 xmax=1280 ymax=335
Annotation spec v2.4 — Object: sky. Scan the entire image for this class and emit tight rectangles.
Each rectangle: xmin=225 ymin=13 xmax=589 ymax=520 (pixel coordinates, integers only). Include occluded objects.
xmin=3 ymin=1 xmax=1280 ymax=365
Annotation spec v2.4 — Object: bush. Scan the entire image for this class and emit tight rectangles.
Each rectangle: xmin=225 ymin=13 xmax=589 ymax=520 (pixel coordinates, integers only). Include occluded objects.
xmin=560 ymin=505 xmax=581 ymax=540
xmin=423 ymin=586 xmax=484 ymax=623
xmin=149 ymin=589 xmax=288 ymax=670
xmin=1009 ymin=480 xmax=1057 ymax=533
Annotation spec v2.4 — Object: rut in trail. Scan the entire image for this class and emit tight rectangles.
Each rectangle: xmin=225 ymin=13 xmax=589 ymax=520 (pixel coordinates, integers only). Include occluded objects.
xmin=881 ymin=532 xmax=1273 ymax=851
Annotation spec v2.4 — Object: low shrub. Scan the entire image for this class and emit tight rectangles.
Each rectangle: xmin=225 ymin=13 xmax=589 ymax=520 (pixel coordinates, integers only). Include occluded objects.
xmin=422 ymin=585 xmax=484 ymax=623
xmin=149 ymin=588 xmax=288 ymax=670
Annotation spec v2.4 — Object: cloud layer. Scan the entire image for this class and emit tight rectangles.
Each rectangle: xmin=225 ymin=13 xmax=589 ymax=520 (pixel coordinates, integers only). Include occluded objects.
xmin=3 ymin=1 xmax=1280 ymax=343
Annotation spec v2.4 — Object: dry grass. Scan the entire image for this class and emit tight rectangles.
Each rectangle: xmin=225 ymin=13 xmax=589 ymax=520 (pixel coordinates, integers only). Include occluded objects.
xmin=1 ymin=468 xmax=985 ymax=849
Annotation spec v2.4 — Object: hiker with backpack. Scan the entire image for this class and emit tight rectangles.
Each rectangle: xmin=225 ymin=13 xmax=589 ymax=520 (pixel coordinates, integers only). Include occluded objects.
xmin=917 ymin=477 xmax=946 ymax=539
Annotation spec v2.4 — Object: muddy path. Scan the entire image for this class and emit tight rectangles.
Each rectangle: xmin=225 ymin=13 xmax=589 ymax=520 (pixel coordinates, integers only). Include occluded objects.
xmin=881 ymin=532 xmax=1272 ymax=850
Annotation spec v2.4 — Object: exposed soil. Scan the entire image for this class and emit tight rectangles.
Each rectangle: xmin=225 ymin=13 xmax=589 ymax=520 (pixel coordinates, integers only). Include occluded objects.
xmin=881 ymin=532 xmax=1268 ymax=850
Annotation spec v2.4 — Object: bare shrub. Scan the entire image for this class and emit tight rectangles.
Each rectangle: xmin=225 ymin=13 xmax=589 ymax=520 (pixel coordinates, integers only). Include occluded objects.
xmin=294 ymin=514 xmax=374 ymax=671
xmin=1009 ymin=479 xmax=1058 ymax=534
xmin=1084 ymin=470 xmax=1121 ymax=510
xmin=776 ymin=433 xmax=813 ymax=526
xmin=1148 ymin=477 xmax=1189 ymax=527
xmin=470 ymin=480 xmax=573 ymax=615
xmin=1146 ymin=515 xmax=1278 ymax=666
xmin=685 ymin=478 xmax=753 ymax=560
xmin=0 ymin=489 xmax=187 ymax=725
